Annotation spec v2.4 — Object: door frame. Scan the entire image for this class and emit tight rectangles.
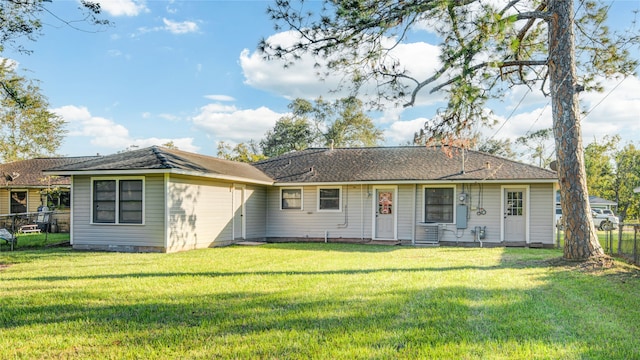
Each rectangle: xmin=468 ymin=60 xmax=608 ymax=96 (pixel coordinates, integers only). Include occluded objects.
xmin=500 ymin=185 xmax=530 ymax=244
xmin=371 ymin=185 xmax=398 ymax=240
xmin=233 ymin=184 xmax=246 ymax=240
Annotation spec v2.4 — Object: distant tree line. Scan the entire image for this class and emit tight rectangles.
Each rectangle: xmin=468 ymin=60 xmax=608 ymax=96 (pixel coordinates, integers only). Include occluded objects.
xmin=217 ymin=97 xmax=384 ymax=162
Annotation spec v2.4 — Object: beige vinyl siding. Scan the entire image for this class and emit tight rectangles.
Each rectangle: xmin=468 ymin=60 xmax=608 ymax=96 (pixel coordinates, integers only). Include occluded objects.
xmin=397 ymin=185 xmax=414 ymax=241
xmin=71 ymin=174 xmax=166 ymax=251
xmin=0 ymin=188 xmax=44 ymax=214
xmin=0 ymin=190 xmax=6 ymax=214
xmin=266 ymin=185 xmax=372 ymax=240
xmin=245 ymin=185 xmax=267 ymax=240
xmin=529 ymin=183 xmax=555 ymax=245
xmin=167 ymin=175 xmax=236 ymax=251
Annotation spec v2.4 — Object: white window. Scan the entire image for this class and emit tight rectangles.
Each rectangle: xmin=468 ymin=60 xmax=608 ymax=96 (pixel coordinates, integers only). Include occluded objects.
xmin=424 ymin=186 xmax=455 ymax=223
xmin=281 ymin=188 xmax=302 ymax=210
xmin=92 ymin=178 xmax=144 ymax=224
xmin=318 ymin=187 xmax=341 ymax=211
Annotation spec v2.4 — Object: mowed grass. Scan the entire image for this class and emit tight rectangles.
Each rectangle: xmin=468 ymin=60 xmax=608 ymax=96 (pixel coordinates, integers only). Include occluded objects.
xmin=1 ymin=244 xmax=639 ymax=359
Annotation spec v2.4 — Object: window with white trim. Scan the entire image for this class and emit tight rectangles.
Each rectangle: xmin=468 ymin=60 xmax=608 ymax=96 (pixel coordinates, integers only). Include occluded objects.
xmin=424 ymin=186 xmax=454 ymax=223
xmin=92 ymin=178 xmax=144 ymax=224
xmin=281 ymin=188 xmax=302 ymax=210
xmin=318 ymin=187 xmax=341 ymax=211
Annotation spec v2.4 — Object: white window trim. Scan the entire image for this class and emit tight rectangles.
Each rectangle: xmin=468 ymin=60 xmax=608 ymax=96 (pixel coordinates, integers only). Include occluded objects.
xmin=90 ymin=176 xmax=145 ymax=225
xmin=317 ymin=186 xmax=342 ymax=212
xmin=422 ymin=185 xmax=457 ymax=224
xmin=280 ymin=187 xmax=303 ymax=210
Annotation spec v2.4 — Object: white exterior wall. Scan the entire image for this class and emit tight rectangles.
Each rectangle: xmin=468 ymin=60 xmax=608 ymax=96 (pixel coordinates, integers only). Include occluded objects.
xmin=529 ymin=183 xmax=555 ymax=245
xmin=166 ymin=177 xmax=269 ymax=251
xmin=71 ymin=174 xmax=166 ymax=252
xmin=167 ymin=175 xmax=235 ymax=251
xmin=245 ymin=185 xmax=267 ymax=240
xmin=266 ymin=185 xmax=374 ymax=240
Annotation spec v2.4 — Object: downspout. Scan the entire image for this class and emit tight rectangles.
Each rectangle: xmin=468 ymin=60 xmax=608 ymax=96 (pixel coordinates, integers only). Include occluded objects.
xmin=412 ymin=184 xmax=416 ymax=245
xmin=164 ymin=173 xmax=169 ymax=251
xmin=70 ymin=176 xmax=74 ymax=246
xmin=361 ymin=184 xmax=364 ymax=240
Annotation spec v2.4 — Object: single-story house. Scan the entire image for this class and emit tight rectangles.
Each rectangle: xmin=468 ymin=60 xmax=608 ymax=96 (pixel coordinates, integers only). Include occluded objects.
xmin=46 ymin=146 xmax=559 ymax=252
xmin=1 ymin=157 xmax=98 ymax=232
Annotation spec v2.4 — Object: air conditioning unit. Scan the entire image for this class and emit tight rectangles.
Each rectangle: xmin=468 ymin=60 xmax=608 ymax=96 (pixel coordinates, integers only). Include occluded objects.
xmin=416 ymin=224 xmax=440 ymax=245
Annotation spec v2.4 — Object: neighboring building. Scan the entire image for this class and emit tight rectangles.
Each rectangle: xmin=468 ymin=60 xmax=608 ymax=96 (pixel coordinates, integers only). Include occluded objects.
xmin=46 ymin=146 xmax=559 ymax=252
xmin=0 ymin=157 xmax=98 ymax=232
xmin=0 ymin=157 xmax=97 ymax=214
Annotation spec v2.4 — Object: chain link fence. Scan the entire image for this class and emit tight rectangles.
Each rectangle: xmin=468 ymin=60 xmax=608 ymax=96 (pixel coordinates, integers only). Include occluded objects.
xmin=0 ymin=210 xmax=70 ymax=251
xmin=556 ymin=222 xmax=640 ymax=265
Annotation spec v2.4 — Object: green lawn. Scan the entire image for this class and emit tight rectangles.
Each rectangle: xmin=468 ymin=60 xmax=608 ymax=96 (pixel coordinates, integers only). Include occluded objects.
xmin=1 ymin=244 xmax=639 ymax=359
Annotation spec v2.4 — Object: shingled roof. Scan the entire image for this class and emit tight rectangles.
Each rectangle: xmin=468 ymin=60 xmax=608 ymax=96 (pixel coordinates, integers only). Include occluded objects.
xmin=47 ymin=146 xmax=274 ymax=184
xmin=0 ymin=157 xmax=98 ymax=187
xmin=252 ymin=146 xmax=558 ymax=183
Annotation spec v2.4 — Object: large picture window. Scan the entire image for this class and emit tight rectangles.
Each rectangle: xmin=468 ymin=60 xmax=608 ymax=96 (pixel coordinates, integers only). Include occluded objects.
xmin=424 ymin=187 xmax=454 ymax=223
xmin=318 ymin=187 xmax=341 ymax=211
xmin=93 ymin=178 xmax=144 ymax=224
xmin=281 ymin=188 xmax=302 ymax=210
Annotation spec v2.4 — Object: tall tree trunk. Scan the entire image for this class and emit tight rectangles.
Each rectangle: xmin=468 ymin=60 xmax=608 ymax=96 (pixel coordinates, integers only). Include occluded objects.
xmin=548 ymin=0 xmax=605 ymax=260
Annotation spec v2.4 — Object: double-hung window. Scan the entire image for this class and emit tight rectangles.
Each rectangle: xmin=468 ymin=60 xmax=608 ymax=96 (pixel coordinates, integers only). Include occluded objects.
xmin=424 ymin=186 xmax=454 ymax=223
xmin=318 ymin=187 xmax=341 ymax=211
xmin=92 ymin=178 xmax=144 ymax=224
xmin=10 ymin=190 xmax=27 ymax=214
xmin=281 ymin=188 xmax=302 ymax=210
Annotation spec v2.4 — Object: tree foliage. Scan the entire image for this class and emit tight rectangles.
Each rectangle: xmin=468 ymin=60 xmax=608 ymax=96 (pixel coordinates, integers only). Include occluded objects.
xmin=585 ymin=137 xmax=640 ymax=222
xmin=217 ymin=140 xmax=267 ymax=163
xmin=262 ymin=0 xmax=639 ymax=260
xmin=260 ymin=97 xmax=383 ymax=157
xmin=0 ymin=60 xmax=65 ymax=162
xmin=0 ymin=0 xmax=110 ymax=54
xmin=516 ymin=128 xmax=554 ymax=167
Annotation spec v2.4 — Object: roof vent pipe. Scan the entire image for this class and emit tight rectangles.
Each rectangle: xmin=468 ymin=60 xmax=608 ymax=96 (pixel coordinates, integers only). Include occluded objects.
xmin=485 ymin=161 xmax=491 ymax=169
xmin=461 ymin=149 xmax=465 ymax=174
xmin=329 ymin=139 xmax=334 ymax=150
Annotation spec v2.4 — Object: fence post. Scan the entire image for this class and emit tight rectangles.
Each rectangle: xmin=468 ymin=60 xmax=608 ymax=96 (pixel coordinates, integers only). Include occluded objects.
xmin=617 ymin=224 xmax=622 ymax=255
xmin=634 ymin=226 xmax=638 ymax=265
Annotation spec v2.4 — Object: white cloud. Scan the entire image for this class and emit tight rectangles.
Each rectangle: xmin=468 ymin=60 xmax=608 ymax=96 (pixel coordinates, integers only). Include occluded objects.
xmin=192 ymin=104 xmax=284 ymax=143
xmin=240 ymin=31 xmax=444 ymax=108
xmin=53 ymin=105 xmax=198 ymax=153
xmin=204 ymin=94 xmax=236 ymax=102
xmin=162 ymin=18 xmax=199 ymax=34
xmin=385 ymin=118 xmax=429 ymax=145
xmin=97 ymin=0 xmax=148 ymax=17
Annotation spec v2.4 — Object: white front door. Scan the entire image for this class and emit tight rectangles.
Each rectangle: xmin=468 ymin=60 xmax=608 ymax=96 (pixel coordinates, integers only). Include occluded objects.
xmin=504 ymin=188 xmax=526 ymax=242
xmin=374 ymin=187 xmax=396 ymax=240
xmin=233 ymin=185 xmax=245 ymax=240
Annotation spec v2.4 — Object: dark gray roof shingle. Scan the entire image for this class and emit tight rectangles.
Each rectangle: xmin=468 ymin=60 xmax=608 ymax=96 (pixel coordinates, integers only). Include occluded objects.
xmin=252 ymin=146 xmax=557 ymax=183
xmin=48 ymin=146 xmax=274 ymax=183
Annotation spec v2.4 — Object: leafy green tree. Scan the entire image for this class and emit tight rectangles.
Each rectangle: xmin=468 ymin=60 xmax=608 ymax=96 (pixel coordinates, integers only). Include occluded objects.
xmin=0 ymin=60 xmax=65 ymax=162
xmin=217 ymin=140 xmax=266 ymax=163
xmin=262 ymin=0 xmax=638 ymax=260
xmin=260 ymin=116 xmax=318 ymax=158
xmin=584 ymin=135 xmax=618 ymax=200
xmin=314 ymin=97 xmax=383 ymax=147
xmin=261 ymin=97 xmax=383 ymax=157
xmin=613 ymin=144 xmax=640 ymax=221
xmin=477 ymin=138 xmax=517 ymax=160
xmin=516 ymin=128 xmax=554 ymax=168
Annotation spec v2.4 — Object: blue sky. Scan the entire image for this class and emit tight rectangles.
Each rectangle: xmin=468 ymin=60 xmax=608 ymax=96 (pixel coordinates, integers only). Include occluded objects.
xmin=4 ymin=0 xmax=640 ymax=158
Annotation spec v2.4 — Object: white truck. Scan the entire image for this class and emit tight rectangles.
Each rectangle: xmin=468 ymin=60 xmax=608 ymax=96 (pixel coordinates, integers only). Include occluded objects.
xmin=555 ymin=207 xmax=619 ymax=231
xmin=591 ymin=208 xmax=619 ymax=231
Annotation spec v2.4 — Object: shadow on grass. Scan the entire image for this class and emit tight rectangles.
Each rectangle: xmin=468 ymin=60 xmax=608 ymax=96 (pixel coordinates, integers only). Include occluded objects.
xmin=2 ymin=245 xmax=639 ymax=358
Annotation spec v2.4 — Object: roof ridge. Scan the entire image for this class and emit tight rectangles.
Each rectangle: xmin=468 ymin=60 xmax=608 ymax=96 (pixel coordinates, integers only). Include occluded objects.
xmin=150 ymin=146 xmax=172 ymax=169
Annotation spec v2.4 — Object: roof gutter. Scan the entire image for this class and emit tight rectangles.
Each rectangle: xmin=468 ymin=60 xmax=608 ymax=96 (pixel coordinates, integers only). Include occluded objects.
xmin=43 ymin=168 xmax=275 ymax=186
xmin=272 ymin=179 xmax=558 ymax=186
